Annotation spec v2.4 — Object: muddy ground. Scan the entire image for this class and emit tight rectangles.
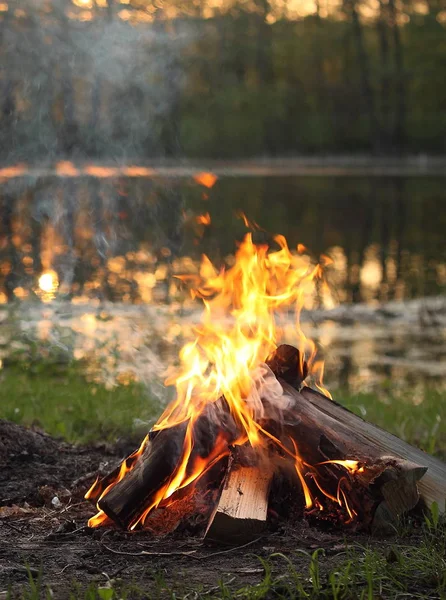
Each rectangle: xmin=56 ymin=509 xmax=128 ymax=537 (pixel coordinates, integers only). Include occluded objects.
xmin=0 ymin=420 xmax=428 ymax=599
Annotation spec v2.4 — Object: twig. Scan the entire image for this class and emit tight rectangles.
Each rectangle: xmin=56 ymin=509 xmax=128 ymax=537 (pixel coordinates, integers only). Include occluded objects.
xmin=101 ymin=542 xmax=199 ymax=558
xmin=201 ymin=537 xmax=263 ymax=559
xmin=54 ymin=564 xmax=72 ymax=576
xmin=101 ymin=536 xmax=263 ymax=560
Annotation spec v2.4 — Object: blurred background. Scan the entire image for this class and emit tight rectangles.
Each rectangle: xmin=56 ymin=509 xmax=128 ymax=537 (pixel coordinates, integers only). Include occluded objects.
xmin=0 ymin=0 xmax=444 ymax=451
xmin=0 ymin=0 xmax=445 ymax=158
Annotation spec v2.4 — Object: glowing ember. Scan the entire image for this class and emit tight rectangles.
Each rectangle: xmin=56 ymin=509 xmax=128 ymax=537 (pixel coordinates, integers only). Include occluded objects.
xmin=196 ymin=213 xmax=211 ymax=225
xmin=193 ymin=172 xmax=218 ymax=188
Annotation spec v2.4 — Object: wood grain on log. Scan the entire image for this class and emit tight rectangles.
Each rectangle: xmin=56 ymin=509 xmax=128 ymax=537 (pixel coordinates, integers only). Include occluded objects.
xmin=205 ymin=461 xmax=273 ymax=542
xmin=299 ymin=386 xmax=446 ymax=513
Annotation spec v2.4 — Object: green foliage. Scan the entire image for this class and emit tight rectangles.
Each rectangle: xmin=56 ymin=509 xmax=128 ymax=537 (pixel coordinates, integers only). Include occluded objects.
xmin=0 ymin=362 xmax=159 ymax=444
xmin=424 ymin=501 xmax=441 ymax=531
xmin=1 ymin=1 xmax=445 ymax=159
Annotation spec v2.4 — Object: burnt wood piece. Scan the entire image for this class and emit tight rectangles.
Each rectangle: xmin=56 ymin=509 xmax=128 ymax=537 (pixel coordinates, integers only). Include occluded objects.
xmin=265 ymin=344 xmax=308 ymax=388
xmin=97 ymin=421 xmax=188 ymax=529
xmin=97 ymin=401 xmax=238 ymax=529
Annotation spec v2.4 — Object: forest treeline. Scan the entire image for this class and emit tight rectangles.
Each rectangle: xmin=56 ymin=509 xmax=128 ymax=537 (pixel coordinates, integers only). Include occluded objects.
xmin=0 ymin=0 xmax=445 ymax=160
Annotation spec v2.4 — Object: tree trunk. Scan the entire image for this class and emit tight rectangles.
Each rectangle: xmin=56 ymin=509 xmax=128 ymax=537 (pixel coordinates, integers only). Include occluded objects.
xmin=345 ymin=0 xmax=380 ymax=152
xmin=388 ymin=0 xmax=406 ymax=152
xmin=377 ymin=0 xmax=391 ymax=151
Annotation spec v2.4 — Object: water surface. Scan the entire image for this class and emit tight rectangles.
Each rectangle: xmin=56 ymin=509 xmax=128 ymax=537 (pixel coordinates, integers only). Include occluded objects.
xmin=1 ymin=171 xmax=445 ymax=304
xmin=0 ymin=170 xmax=445 ymax=395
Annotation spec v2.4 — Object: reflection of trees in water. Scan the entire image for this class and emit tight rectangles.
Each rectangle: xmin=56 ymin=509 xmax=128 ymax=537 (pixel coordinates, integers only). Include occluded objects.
xmin=0 ymin=191 xmax=18 ymax=301
xmin=0 ymin=175 xmax=444 ymax=304
xmin=0 ymin=176 xmax=187 ymax=303
xmin=207 ymin=175 xmax=445 ymax=304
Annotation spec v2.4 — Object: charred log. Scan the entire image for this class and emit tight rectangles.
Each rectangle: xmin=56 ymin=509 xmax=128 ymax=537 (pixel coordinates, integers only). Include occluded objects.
xmin=97 ymin=402 xmax=238 ymax=530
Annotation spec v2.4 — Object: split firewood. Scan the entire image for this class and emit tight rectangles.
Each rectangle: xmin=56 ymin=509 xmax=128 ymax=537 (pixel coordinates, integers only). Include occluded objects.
xmin=205 ymin=450 xmax=274 ymax=542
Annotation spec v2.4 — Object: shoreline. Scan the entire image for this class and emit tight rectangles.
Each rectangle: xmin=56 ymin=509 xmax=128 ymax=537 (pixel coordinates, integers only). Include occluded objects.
xmin=1 ymin=155 xmax=446 ymax=180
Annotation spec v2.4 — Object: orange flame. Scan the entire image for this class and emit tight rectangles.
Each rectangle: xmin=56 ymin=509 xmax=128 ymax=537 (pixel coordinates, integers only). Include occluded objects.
xmin=155 ymin=234 xmax=324 ymax=443
xmin=193 ymin=172 xmax=218 ymax=189
xmin=237 ymin=211 xmax=262 ymax=231
xmin=86 ymin=232 xmax=358 ymax=527
xmin=196 ymin=213 xmax=211 ymax=226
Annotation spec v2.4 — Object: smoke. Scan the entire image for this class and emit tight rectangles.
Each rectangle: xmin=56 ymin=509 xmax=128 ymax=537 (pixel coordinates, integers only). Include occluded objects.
xmin=246 ymin=363 xmax=292 ymax=422
xmin=1 ymin=0 xmax=193 ymax=300
xmin=0 ymin=2 xmax=198 ymax=399
xmin=2 ymin=1 xmax=192 ymax=162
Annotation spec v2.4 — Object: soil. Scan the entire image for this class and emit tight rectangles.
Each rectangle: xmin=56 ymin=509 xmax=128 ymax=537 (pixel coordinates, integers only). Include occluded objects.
xmin=0 ymin=420 xmax=426 ymax=599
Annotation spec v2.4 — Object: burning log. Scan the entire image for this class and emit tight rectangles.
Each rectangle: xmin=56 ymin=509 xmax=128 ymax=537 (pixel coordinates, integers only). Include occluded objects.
xmin=96 ymin=423 xmax=190 ymax=529
xmin=95 ymin=409 xmax=238 ymax=530
xmin=86 ymin=345 xmax=445 ymax=536
xmin=270 ymin=382 xmax=432 ymax=529
xmin=299 ymin=385 xmax=446 ymax=517
xmin=265 ymin=346 xmax=446 ymax=517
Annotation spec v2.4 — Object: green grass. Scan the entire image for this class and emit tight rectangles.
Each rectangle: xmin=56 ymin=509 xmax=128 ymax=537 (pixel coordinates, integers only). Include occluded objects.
xmin=6 ymin=519 xmax=446 ymax=599
xmin=0 ymin=363 xmax=160 ymax=444
xmin=1 ymin=359 xmax=444 ymax=459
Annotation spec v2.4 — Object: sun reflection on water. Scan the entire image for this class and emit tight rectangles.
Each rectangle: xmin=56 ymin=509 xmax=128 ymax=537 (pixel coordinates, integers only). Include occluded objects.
xmin=37 ymin=270 xmax=59 ymax=303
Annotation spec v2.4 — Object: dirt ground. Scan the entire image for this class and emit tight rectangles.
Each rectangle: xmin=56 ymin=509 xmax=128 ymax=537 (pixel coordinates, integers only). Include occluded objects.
xmin=0 ymin=420 xmax=426 ymax=599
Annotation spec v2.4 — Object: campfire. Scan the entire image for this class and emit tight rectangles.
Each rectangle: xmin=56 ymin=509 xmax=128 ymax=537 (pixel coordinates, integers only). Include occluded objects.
xmin=85 ymin=234 xmax=445 ymax=540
